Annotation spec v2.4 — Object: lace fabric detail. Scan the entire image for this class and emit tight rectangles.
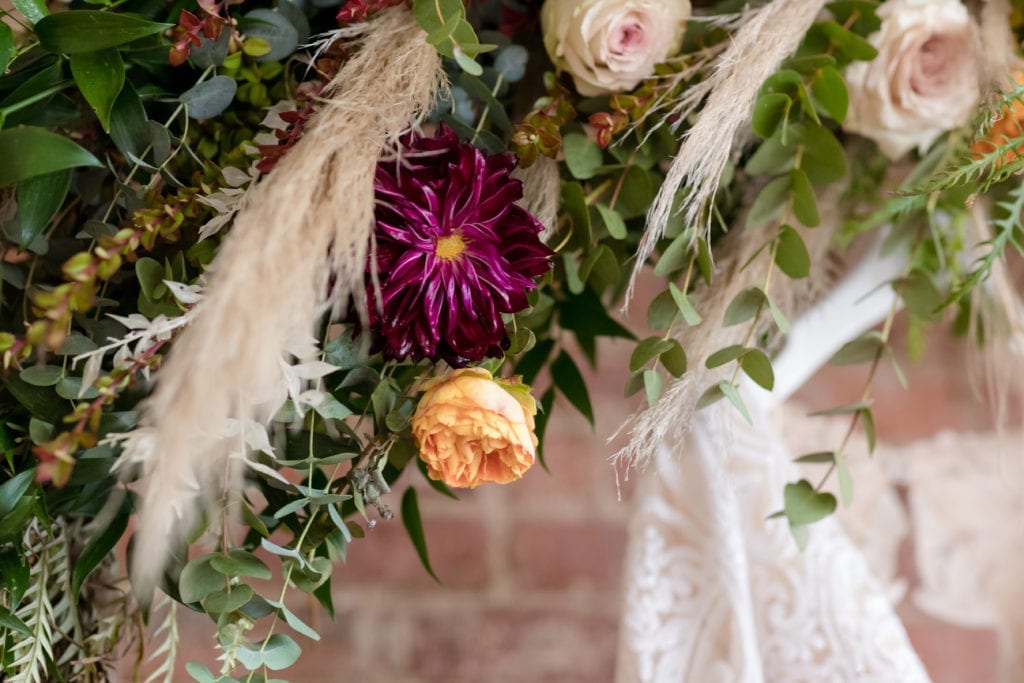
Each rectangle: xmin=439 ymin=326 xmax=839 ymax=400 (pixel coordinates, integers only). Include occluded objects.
xmin=616 ymin=399 xmax=929 ymax=683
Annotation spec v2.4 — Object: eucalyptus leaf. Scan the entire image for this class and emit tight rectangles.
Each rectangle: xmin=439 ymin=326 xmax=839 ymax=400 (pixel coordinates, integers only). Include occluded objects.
xmin=767 ymin=296 xmax=790 ymax=333
xmin=562 ymin=131 xmax=602 ymax=180
xmin=19 ymin=364 xmax=62 ymax=386
xmin=36 ymin=11 xmax=171 ymax=54
xmin=705 ymin=344 xmax=746 ymax=369
xmin=793 ymin=451 xmax=836 ymax=464
xmin=277 ymin=0 xmax=311 ymax=46
xmin=860 ymin=407 xmax=876 ymax=453
xmin=210 ymin=549 xmax=272 ymax=579
xmin=181 ymin=76 xmax=238 ymax=120
xmin=751 ymin=92 xmax=790 ymax=139
xmin=560 ymin=181 xmax=591 ymax=250
xmin=261 ymin=633 xmax=301 ymax=670
xmin=740 ymin=348 xmax=774 ymax=391
xmin=836 ymin=454 xmax=854 ymax=506
xmin=202 ymin=585 xmax=254 ymax=614
xmin=654 ymin=231 xmax=693 ymax=276
xmin=494 ymin=44 xmax=528 ymax=82
xmin=240 ymin=10 xmax=299 ymax=62
xmin=659 ymin=341 xmax=687 ymax=378
xmin=280 ymin=604 xmax=320 ymax=641
xmin=830 ymin=331 xmax=886 ymax=365
xmin=190 ymin=29 xmax=232 ymax=68
xmin=811 ymin=65 xmax=848 ymax=123
xmin=595 ymin=203 xmax=626 ymax=240
xmin=747 ymin=175 xmax=791 ymax=228
xmin=630 ymin=336 xmax=674 ymax=372
xmin=789 ymin=167 xmax=819 ymax=227
xmin=647 ymin=289 xmax=678 ymax=331
xmin=783 ymin=479 xmax=837 ymax=525
xmin=799 ymin=123 xmax=847 ymax=183
xmin=669 ymin=283 xmax=702 ymax=325
xmin=178 ymin=554 xmax=224 ymax=604
xmin=897 ymin=269 xmax=942 ymax=319
xmin=643 ymin=368 xmax=662 ymax=407
xmin=56 ymin=377 xmax=99 ymax=400
xmin=0 ymin=127 xmax=102 ymax=187
xmin=775 ymin=225 xmax=810 ymax=279
xmin=719 ymin=381 xmax=752 ymax=424
xmin=185 ymin=662 xmax=216 ymax=683
xmin=723 ymin=286 xmax=766 ymax=326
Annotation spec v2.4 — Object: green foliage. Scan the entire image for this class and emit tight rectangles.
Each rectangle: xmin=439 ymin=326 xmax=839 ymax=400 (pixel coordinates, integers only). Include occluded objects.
xmin=35 ymin=11 xmax=171 ymax=54
xmin=0 ymin=0 xmax=1018 ymax=675
xmin=0 ymin=127 xmax=102 ymax=187
xmin=413 ymin=0 xmax=494 ymax=75
xmin=69 ymin=48 xmax=124 ymax=131
xmin=400 ymin=487 xmax=438 ymax=582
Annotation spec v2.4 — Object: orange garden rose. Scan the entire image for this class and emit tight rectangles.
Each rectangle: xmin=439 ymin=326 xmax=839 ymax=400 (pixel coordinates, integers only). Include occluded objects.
xmin=972 ymin=70 xmax=1024 ymax=166
xmin=412 ymin=368 xmax=538 ymax=488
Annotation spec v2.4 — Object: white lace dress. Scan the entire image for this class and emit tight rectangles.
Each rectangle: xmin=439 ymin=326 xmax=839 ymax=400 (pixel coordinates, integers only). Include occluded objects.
xmin=615 ymin=239 xmax=932 ymax=682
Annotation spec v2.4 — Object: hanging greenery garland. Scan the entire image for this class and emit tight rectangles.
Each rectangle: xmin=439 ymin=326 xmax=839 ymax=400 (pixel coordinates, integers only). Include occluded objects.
xmin=1 ymin=0 xmax=1023 ymax=678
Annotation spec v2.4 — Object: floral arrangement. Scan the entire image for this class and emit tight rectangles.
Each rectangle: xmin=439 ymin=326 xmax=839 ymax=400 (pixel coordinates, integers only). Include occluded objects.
xmin=1 ymin=0 xmax=1023 ymax=678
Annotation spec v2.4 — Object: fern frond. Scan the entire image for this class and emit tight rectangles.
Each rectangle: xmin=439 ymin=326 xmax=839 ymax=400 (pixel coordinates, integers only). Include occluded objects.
xmin=909 ymin=75 xmax=1024 ymax=195
xmin=949 ymin=174 xmax=1024 ymax=303
xmin=143 ymin=593 xmax=180 ymax=683
xmin=8 ymin=520 xmax=64 ymax=683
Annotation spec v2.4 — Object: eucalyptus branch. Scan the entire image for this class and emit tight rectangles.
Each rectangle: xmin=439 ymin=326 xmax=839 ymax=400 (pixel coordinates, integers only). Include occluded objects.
xmin=813 ymin=292 xmax=900 ymax=493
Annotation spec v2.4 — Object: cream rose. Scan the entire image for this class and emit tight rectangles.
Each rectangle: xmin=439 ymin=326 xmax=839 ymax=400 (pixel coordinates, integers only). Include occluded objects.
xmin=541 ymin=0 xmax=691 ymax=96
xmin=843 ymin=0 xmax=981 ymax=159
xmin=411 ymin=368 xmax=538 ymax=488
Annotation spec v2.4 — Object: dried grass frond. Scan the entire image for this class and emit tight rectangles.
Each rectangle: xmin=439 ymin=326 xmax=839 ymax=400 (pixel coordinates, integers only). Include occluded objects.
xmin=965 ymin=199 xmax=1024 ymax=430
xmin=626 ymin=0 xmax=828 ymax=304
xmin=980 ymin=0 xmax=1018 ymax=90
xmin=514 ymin=156 xmax=561 ymax=241
xmin=123 ymin=7 xmax=443 ymax=594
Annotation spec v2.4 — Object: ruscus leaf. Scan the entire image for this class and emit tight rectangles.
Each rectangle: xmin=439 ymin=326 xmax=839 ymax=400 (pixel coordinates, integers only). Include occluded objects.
xmin=401 ymin=487 xmax=439 ymax=582
xmin=36 ymin=11 xmax=171 ymax=54
xmin=551 ymin=351 xmax=593 ymax=424
xmin=70 ymin=48 xmax=125 ymax=131
xmin=16 ymin=169 xmax=71 ymax=249
xmin=0 ymin=127 xmax=102 ymax=187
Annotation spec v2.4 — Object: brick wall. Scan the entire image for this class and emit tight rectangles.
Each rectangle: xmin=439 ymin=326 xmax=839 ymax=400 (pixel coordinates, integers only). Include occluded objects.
xmin=138 ymin=315 xmax=1002 ymax=682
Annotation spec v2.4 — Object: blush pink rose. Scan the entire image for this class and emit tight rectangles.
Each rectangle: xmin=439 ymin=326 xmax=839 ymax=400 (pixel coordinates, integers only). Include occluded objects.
xmin=843 ymin=0 xmax=981 ymax=159
xmin=541 ymin=0 xmax=692 ymax=96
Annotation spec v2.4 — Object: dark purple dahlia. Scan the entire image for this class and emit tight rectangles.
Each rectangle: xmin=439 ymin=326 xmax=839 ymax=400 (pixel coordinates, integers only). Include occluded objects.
xmin=368 ymin=124 xmax=553 ymax=366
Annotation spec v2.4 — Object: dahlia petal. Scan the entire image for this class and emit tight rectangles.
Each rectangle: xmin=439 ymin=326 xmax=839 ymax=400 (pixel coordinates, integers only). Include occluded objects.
xmin=366 ymin=126 xmax=554 ymax=363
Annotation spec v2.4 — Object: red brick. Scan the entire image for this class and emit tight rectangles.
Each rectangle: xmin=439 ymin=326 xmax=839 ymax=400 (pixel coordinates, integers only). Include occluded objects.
xmin=412 ymin=609 xmax=617 ymax=683
xmin=339 ymin=515 xmax=489 ymax=588
xmin=899 ymin=602 xmax=999 ymax=683
xmin=510 ymin=520 xmax=626 ymax=591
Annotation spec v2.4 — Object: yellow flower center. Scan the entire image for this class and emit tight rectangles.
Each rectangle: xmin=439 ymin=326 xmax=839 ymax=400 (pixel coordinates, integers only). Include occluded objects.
xmin=435 ymin=233 xmax=466 ymax=261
